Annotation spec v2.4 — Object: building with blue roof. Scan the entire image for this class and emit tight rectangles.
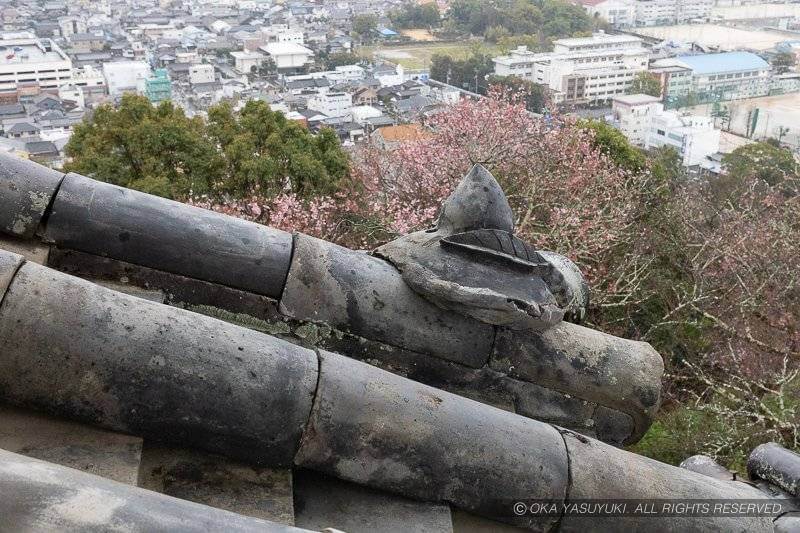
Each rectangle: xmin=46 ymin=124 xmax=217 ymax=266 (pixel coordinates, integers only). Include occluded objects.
xmin=377 ymin=28 xmax=399 ymax=38
xmin=652 ymin=51 xmax=771 ymax=101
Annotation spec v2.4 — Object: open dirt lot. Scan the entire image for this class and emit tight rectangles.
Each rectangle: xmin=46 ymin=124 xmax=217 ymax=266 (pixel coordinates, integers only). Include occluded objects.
xmin=686 ymin=92 xmax=800 ymax=148
xmin=358 ymin=42 xmax=501 ymax=70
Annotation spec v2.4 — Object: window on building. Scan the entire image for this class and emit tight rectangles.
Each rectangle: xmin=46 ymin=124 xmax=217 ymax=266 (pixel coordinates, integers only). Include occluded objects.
xmin=657 ymin=129 xmax=665 ymax=136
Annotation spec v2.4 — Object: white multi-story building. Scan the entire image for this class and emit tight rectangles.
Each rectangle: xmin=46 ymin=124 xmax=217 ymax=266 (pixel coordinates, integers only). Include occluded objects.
xmin=651 ymin=52 xmax=771 ymax=101
xmin=612 ymin=93 xmax=720 ymax=166
xmin=580 ymin=0 xmax=712 ymax=27
xmin=610 ymin=93 xmax=663 ymax=145
xmin=635 ymin=0 xmax=713 ymax=26
xmin=493 ymin=33 xmax=649 ymax=103
xmin=70 ymin=65 xmax=106 ymax=104
xmin=259 ymin=42 xmax=313 ymax=72
xmin=582 ymin=0 xmax=637 ymax=27
xmin=58 ymin=84 xmax=85 ymax=109
xmin=0 ymin=35 xmax=73 ymax=92
xmin=175 ymin=50 xmax=200 ymax=64
xmin=285 ymin=65 xmax=365 ymax=86
xmin=230 ymin=50 xmax=265 ymax=74
xmin=307 ymin=91 xmax=353 ymax=119
xmin=647 ymin=112 xmax=719 ymax=166
xmin=189 ymin=64 xmax=215 ymax=85
xmin=276 ymin=30 xmax=304 ymax=45
xmin=58 ymin=16 xmax=87 ymax=39
xmin=102 ymin=61 xmax=151 ymax=97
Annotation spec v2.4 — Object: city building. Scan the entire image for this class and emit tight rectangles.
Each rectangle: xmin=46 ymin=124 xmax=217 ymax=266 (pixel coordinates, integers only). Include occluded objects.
xmin=581 ymin=0 xmax=637 ymax=27
xmin=230 ymin=50 xmax=264 ymax=74
xmin=68 ymin=33 xmax=106 ymax=54
xmin=492 ymin=33 xmax=649 ymax=103
xmin=285 ymin=65 xmax=365 ymax=86
xmin=0 ymin=34 xmax=72 ymax=93
xmin=57 ymin=16 xmax=87 ymax=39
xmin=652 ymin=52 xmax=771 ymax=101
xmin=259 ymin=42 xmax=314 ymax=73
xmin=648 ymin=65 xmax=693 ymax=103
xmin=580 ymin=0 xmax=713 ymax=27
xmin=144 ymin=69 xmax=171 ymax=104
xmin=102 ymin=60 xmax=151 ymax=98
xmin=647 ymin=112 xmax=720 ymax=166
xmin=612 ymin=93 xmax=720 ymax=166
xmin=771 ymin=72 xmax=800 ymax=95
xmin=189 ymin=64 xmax=215 ymax=85
xmin=307 ymin=91 xmax=353 ymax=119
xmin=610 ymin=93 xmax=663 ymax=145
xmin=276 ymin=30 xmax=304 ymax=44
xmin=70 ymin=65 xmax=106 ymax=105
xmin=58 ymin=84 xmax=85 ymax=109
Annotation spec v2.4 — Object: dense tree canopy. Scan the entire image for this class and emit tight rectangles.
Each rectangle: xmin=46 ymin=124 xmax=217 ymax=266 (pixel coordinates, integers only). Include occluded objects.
xmin=578 ymin=119 xmax=647 ymax=172
xmin=429 ymin=50 xmax=494 ymax=92
xmin=352 ymin=14 xmax=378 ymax=41
xmin=771 ymin=52 xmax=796 ymax=75
xmin=65 ymin=95 xmax=223 ymax=198
xmin=323 ymin=51 xmax=362 ymax=70
xmin=721 ymin=141 xmax=799 ymax=193
xmin=486 ymin=75 xmax=549 ymax=112
xmin=208 ymin=100 xmax=348 ymax=197
xmin=390 ymin=2 xmax=441 ymax=28
xmin=627 ymin=72 xmax=663 ymax=98
xmin=448 ymin=0 xmax=593 ymax=40
xmin=65 ymin=95 xmax=348 ymax=200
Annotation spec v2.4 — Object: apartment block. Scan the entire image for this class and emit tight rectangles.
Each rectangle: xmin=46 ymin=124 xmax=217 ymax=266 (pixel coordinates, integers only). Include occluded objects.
xmin=493 ymin=33 xmax=649 ymax=103
xmin=652 ymin=51 xmax=771 ymax=101
xmin=307 ymin=91 xmax=353 ymax=119
xmin=581 ymin=0 xmax=713 ymax=27
xmin=612 ymin=93 xmax=721 ymax=166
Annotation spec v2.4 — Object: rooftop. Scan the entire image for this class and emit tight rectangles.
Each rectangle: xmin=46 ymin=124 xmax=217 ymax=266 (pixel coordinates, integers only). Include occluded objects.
xmin=260 ymin=42 xmax=313 ymax=56
xmin=374 ymin=123 xmax=429 ymax=142
xmin=230 ymin=50 xmax=264 ymax=59
xmin=0 ymin=40 xmax=67 ymax=65
xmin=553 ymin=32 xmax=643 ymax=48
xmin=676 ymin=52 xmax=769 ymax=75
xmin=612 ymin=94 xmax=662 ymax=105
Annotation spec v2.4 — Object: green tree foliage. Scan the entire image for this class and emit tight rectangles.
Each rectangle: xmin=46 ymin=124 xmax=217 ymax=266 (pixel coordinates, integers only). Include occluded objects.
xmin=721 ymin=141 xmax=799 ymax=191
xmin=627 ymin=71 xmax=663 ymax=98
xmin=64 ymin=95 xmax=348 ymax=200
xmin=631 ymin=372 xmax=800 ymax=472
xmin=390 ymin=2 xmax=441 ymax=28
xmin=64 ymin=94 xmax=223 ymax=198
xmin=448 ymin=0 xmax=592 ymax=39
xmin=487 ymin=74 xmax=549 ymax=112
xmin=324 ymin=52 xmax=362 ymax=70
xmin=496 ymin=34 xmax=546 ymax=52
xmin=429 ymin=50 xmax=495 ymax=92
xmin=483 ymin=25 xmax=511 ymax=43
xmin=771 ymin=51 xmax=796 ymax=75
xmin=208 ymin=100 xmax=348 ymax=197
xmin=250 ymin=56 xmax=276 ymax=79
xmin=352 ymin=14 xmax=378 ymax=40
xmin=578 ymin=119 xmax=647 ymax=172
